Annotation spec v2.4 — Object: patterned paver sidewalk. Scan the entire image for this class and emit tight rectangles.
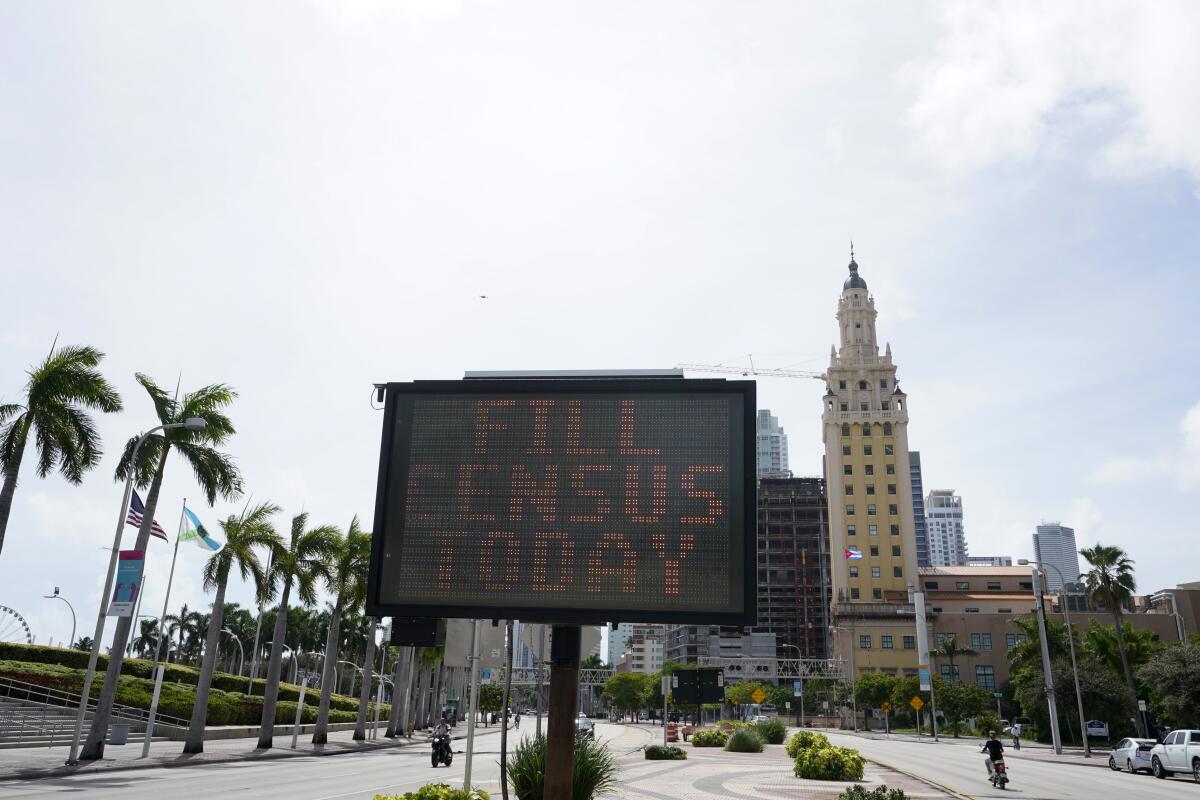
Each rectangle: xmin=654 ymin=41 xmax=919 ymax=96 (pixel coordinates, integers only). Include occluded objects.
xmin=610 ymin=733 xmax=956 ymax=800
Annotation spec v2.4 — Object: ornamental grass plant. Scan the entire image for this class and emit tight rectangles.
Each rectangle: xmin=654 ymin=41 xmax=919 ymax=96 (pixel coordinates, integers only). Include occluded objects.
xmin=507 ymin=733 xmax=619 ymax=800
xmin=724 ymin=728 xmax=765 ymax=752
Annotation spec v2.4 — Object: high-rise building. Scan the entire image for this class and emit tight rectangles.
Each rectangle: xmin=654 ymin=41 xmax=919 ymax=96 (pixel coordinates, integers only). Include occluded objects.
xmin=910 ymin=452 xmax=929 ymax=567
xmin=821 ymin=252 xmax=921 ymax=678
xmin=926 ymin=490 xmax=968 ymax=566
xmin=968 ymin=555 xmax=1014 ymax=567
xmin=756 ymin=477 xmax=831 ymax=659
xmin=1032 ymin=523 xmax=1081 ymax=592
xmin=756 ymin=409 xmax=790 ymax=478
xmin=608 ymin=623 xmax=635 ymax=666
xmin=611 ymin=625 xmax=666 ymax=673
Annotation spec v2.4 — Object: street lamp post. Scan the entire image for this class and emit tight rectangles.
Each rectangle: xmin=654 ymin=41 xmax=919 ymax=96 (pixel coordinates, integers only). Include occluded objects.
xmin=338 ymin=660 xmax=364 ymax=697
xmin=1021 ymin=559 xmax=1090 ymax=757
xmin=779 ymin=643 xmax=804 ymax=727
xmin=221 ymin=629 xmax=245 ymax=677
xmin=66 ymin=417 xmax=206 ymax=766
xmin=829 ymin=627 xmax=857 ymax=732
xmin=1024 ymin=561 xmax=1063 ymax=755
xmin=44 ymin=587 xmax=75 ymax=649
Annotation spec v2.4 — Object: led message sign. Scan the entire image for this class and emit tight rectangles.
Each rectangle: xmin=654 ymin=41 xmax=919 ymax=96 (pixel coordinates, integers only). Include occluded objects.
xmin=367 ymin=378 xmax=755 ymax=625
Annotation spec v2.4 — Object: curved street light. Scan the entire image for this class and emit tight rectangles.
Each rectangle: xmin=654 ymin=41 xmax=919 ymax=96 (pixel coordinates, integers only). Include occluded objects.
xmin=1020 ymin=558 xmax=1090 ymax=757
xmin=44 ymin=587 xmax=76 ymax=649
xmin=221 ymin=629 xmax=245 ymax=677
xmin=67 ymin=417 xmax=207 ymax=766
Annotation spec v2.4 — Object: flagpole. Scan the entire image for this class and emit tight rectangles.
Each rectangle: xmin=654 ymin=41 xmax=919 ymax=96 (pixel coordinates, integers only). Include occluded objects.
xmin=141 ymin=499 xmax=186 ymax=758
xmin=247 ymin=551 xmax=272 ymax=693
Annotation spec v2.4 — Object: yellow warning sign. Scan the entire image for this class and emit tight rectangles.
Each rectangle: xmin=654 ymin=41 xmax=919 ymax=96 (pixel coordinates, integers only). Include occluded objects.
xmin=909 ymin=696 xmax=924 ymax=711
xmin=751 ymin=688 xmax=767 ymax=704
xmin=880 ymin=701 xmax=892 ymax=713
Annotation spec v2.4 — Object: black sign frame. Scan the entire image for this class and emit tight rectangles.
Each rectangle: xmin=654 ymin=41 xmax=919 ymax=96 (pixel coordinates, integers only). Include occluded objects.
xmin=366 ymin=377 xmax=756 ymax=626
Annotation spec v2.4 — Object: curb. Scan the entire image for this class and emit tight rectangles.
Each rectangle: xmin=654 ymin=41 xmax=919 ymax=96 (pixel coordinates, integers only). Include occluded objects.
xmin=864 ymin=756 xmax=978 ymax=800
xmin=0 ymin=727 xmax=495 ymax=783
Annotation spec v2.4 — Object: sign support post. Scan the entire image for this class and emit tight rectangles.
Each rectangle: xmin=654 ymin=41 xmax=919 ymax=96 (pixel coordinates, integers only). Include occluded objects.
xmin=462 ymin=619 xmax=482 ymax=793
xmin=545 ymin=625 xmax=580 ymax=800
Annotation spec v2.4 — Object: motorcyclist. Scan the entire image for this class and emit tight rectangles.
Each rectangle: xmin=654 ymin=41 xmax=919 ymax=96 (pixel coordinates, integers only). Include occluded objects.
xmin=982 ymin=730 xmax=1005 ymax=777
xmin=434 ymin=717 xmax=450 ymax=738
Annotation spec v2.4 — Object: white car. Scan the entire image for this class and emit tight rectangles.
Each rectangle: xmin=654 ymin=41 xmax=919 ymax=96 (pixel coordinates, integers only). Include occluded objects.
xmin=575 ymin=714 xmax=595 ymax=738
xmin=1108 ymin=737 xmax=1157 ymax=774
xmin=1150 ymin=729 xmax=1200 ymax=782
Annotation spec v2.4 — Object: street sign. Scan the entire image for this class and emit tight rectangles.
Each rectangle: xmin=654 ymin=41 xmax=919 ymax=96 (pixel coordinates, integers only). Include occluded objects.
xmin=993 ymin=692 xmax=1003 ymax=699
xmin=107 ymin=550 xmax=145 ymax=617
xmin=880 ymin=701 xmax=892 ymax=713
xmin=1138 ymin=699 xmax=1148 ymax=712
xmin=918 ymin=664 xmax=931 ymax=692
xmin=793 ymin=679 xmax=803 ymax=697
xmin=909 ymin=696 xmax=924 ymax=712
xmin=367 ymin=378 xmax=756 ymax=624
xmin=785 ymin=702 xmax=791 ymax=709
xmin=751 ymin=688 xmax=767 ymax=704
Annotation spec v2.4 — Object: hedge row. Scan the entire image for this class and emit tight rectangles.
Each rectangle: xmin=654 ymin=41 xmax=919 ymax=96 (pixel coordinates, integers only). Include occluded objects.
xmin=0 ymin=659 xmax=383 ymax=726
xmin=0 ymin=643 xmax=364 ymax=713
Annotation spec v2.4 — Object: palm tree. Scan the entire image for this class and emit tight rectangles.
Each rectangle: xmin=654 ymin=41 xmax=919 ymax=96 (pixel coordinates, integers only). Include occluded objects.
xmin=163 ymin=604 xmax=203 ymax=665
xmin=0 ymin=343 xmax=122 ymax=558
xmin=81 ymin=375 xmax=241 ymax=761
xmin=1080 ymin=543 xmax=1143 ymax=735
xmin=184 ymin=502 xmax=280 ymax=753
xmin=257 ymin=512 xmax=339 ymax=749
xmin=353 ymin=618 xmax=378 ymax=741
xmin=312 ymin=516 xmax=371 ymax=744
xmin=132 ymin=619 xmax=160 ymax=659
xmin=932 ymin=634 xmax=978 ymax=683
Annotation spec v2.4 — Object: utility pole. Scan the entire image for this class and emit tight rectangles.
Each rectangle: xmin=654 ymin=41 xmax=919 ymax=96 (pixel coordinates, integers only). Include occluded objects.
xmin=1031 ymin=565 xmax=1063 ymax=755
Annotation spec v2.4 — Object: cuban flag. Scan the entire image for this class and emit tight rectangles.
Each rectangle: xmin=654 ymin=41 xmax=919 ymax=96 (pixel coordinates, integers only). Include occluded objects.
xmin=178 ymin=506 xmax=223 ymax=553
xmin=126 ymin=491 xmax=168 ymax=541
xmin=845 ymin=546 xmax=863 ymax=560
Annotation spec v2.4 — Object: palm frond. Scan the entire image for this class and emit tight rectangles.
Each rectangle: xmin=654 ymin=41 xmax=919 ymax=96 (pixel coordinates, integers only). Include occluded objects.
xmin=173 ymin=440 xmax=243 ymax=503
xmin=0 ymin=404 xmax=23 ymax=425
xmin=134 ymin=373 xmax=178 ymax=426
xmin=0 ymin=415 xmax=30 ymax=470
xmin=113 ymin=432 xmax=166 ymax=487
xmin=178 ymin=383 xmax=238 ymax=445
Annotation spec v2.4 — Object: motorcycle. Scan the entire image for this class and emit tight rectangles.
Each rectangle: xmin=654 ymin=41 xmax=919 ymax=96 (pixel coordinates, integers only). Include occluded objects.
xmin=990 ymin=757 xmax=1009 ymax=789
xmin=431 ymin=732 xmax=453 ymax=768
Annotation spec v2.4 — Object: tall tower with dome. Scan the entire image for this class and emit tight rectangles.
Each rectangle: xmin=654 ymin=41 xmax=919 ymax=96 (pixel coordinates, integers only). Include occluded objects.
xmin=821 ymin=250 xmax=921 ymax=678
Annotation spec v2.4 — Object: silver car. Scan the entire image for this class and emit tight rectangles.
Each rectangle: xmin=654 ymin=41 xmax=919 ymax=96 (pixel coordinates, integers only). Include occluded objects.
xmin=1109 ymin=737 xmax=1157 ymax=774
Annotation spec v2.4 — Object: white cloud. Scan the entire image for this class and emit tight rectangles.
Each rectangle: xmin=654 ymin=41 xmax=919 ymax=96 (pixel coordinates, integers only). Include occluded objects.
xmin=1090 ymin=399 xmax=1200 ymax=490
xmin=903 ymin=1 xmax=1200 ymax=181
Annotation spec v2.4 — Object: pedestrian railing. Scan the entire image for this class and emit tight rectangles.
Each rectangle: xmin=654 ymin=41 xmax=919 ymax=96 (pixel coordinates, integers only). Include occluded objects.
xmin=0 ymin=674 xmax=189 ymax=735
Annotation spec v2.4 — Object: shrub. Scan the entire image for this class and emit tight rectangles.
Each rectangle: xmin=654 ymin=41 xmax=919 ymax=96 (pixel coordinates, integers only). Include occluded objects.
xmin=374 ymin=786 xmax=490 ymax=800
xmin=507 ymin=733 xmax=619 ymax=800
xmin=786 ymin=730 xmax=830 ymax=759
xmin=838 ymin=787 xmax=908 ymax=800
xmin=644 ymin=745 xmax=687 ymax=760
xmin=793 ymin=746 xmax=865 ymax=781
xmin=690 ymin=729 xmax=729 ymax=747
xmin=973 ymin=713 xmax=1001 ymax=737
xmin=724 ymin=728 xmax=764 ymax=753
xmin=754 ymin=718 xmax=788 ymax=745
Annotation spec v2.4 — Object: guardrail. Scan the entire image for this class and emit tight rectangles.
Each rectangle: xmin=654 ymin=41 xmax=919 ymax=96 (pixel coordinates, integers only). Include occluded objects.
xmin=0 ymin=674 xmax=189 ymax=731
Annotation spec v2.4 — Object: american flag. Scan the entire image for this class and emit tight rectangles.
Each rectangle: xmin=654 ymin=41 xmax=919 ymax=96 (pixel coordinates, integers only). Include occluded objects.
xmin=126 ymin=490 xmax=168 ymax=541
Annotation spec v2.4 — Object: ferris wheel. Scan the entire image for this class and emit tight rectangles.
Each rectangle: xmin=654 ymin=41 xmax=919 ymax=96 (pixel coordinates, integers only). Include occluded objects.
xmin=0 ymin=605 xmax=33 ymax=645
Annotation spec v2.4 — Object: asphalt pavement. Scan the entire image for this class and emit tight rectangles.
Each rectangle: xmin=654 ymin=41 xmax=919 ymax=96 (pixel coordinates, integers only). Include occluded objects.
xmin=824 ymin=730 xmax=1200 ymax=800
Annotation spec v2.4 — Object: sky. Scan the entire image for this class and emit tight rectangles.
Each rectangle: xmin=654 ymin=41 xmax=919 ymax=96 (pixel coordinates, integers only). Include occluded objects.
xmin=1 ymin=1 xmax=1198 ymax=653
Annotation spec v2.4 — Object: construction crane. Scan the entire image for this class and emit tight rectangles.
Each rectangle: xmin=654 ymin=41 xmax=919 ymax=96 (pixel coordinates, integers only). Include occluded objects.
xmin=675 ymin=356 xmax=826 ymax=382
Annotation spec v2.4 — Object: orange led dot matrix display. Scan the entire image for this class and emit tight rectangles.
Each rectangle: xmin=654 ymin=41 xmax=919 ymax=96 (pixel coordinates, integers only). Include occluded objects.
xmin=367 ymin=378 xmax=755 ymax=625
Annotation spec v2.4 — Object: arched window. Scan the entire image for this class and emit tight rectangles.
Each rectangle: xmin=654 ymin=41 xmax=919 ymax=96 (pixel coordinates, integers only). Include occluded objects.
xmin=841 ymin=424 xmax=850 ymax=437
xmin=858 ymin=380 xmax=868 ymax=390
xmin=883 ymin=422 xmax=892 ymax=436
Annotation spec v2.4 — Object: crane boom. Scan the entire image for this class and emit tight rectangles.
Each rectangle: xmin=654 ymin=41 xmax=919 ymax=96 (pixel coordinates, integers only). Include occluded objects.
xmin=675 ymin=363 xmax=826 ymax=381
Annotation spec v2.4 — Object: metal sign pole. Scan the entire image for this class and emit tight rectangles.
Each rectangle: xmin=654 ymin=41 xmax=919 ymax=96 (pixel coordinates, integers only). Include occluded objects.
xmin=291 ymin=677 xmax=309 ymax=748
xmin=544 ymin=625 xmax=581 ymax=800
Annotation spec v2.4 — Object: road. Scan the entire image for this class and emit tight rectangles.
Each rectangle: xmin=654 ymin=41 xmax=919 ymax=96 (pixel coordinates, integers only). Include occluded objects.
xmin=824 ymin=730 xmax=1200 ymax=800
xmin=0 ymin=722 xmax=658 ymax=800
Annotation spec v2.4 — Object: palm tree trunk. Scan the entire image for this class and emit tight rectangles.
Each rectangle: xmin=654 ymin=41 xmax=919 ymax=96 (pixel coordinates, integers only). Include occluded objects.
xmin=0 ymin=423 xmax=29 ymax=559
xmin=81 ymin=448 xmax=169 ymax=761
xmin=312 ymin=596 xmax=344 ymax=745
xmin=258 ymin=582 xmax=292 ymax=749
xmin=353 ymin=618 xmax=376 ymax=741
xmin=385 ymin=647 xmax=409 ymax=737
xmin=1111 ymin=610 xmax=1145 ymax=736
xmin=184 ymin=580 xmax=227 ymax=753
